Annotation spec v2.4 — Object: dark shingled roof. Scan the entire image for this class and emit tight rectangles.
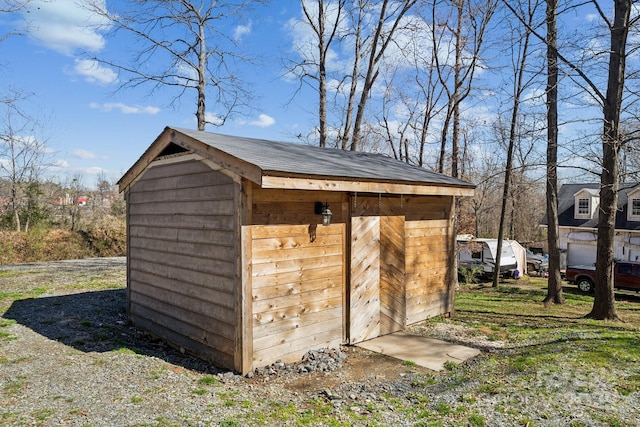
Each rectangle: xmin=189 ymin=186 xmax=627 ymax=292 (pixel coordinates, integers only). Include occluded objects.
xmin=172 ymin=127 xmax=474 ymax=188
xmin=541 ymin=182 xmax=640 ymax=230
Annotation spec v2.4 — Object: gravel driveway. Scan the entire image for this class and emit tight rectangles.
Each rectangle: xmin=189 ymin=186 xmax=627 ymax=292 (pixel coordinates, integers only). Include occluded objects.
xmin=1 ymin=258 xmax=638 ymax=426
xmin=0 ymin=258 xmax=448 ymax=426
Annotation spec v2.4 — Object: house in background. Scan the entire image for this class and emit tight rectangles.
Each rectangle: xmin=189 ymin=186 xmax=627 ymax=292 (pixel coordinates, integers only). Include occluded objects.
xmin=545 ymin=183 xmax=640 ymax=267
xmin=118 ymin=127 xmax=475 ymax=375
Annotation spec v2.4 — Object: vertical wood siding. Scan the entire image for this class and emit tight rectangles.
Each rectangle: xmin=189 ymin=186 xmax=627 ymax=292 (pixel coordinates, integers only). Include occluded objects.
xmin=249 ymin=188 xmax=345 ymax=367
xmin=127 ymin=159 xmax=238 ymax=369
xmin=379 ymin=215 xmax=406 ymax=335
xmin=349 ymin=215 xmax=381 ymax=343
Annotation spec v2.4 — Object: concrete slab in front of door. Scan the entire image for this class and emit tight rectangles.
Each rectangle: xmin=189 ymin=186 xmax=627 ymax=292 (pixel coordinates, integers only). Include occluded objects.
xmin=355 ymin=331 xmax=481 ymax=372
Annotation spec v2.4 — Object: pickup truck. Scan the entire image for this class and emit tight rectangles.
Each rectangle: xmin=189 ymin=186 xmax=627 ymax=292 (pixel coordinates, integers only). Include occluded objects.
xmin=564 ymin=261 xmax=640 ymax=293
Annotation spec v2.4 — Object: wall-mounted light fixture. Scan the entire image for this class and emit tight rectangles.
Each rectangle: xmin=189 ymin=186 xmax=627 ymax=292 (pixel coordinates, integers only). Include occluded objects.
xmin=315 ymin=201 xmax=332 ymax=226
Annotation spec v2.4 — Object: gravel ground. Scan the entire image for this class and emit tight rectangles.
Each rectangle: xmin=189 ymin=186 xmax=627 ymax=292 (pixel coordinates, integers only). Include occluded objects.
xmin=1 ymin=258 xmax=639 ymax=426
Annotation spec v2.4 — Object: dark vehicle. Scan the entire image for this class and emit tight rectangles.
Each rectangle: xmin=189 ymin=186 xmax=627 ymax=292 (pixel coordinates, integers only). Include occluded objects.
xmin=564 ymin=261 xmax=640 ymax=293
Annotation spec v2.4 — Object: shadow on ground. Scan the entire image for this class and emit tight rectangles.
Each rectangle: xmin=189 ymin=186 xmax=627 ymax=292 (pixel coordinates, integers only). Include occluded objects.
xmin=3 ymin=289 xmax=225 ymax=375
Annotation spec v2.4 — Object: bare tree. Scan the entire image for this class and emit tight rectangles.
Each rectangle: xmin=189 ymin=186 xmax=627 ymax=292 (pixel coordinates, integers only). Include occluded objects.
xmin=431 ymin=0 xmax=496 ymax=177
xmin=299 ymin=0 xmax=346 ymax=148
xmin=492 ymin=0 xmax=541 ymax=287
xmin=348 ymin=0 xmax=417 ymax=151
xmin=543 ymin=0 xmax=564 ymax=305
xmin=587 ymin=0 xmax=637 ymax=321
xmin=502 ymin=0 xmax=639 ymax=318
xmin=0 ymin=0 xmax=30 ymax=44
xmin=291 ymin=0 xmax=417 ymax=150
xmin=0 ymin=94 xmax=51 ymax=232
xmin=86 ymin=0 xmax=261 ymax=131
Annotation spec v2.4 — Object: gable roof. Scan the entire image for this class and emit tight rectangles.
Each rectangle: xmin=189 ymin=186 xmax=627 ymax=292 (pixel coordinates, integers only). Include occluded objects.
xmin=542 ymin=182 xmax=640 ymax=230
xmin=119 ymin=127 xmax=475 ymax=196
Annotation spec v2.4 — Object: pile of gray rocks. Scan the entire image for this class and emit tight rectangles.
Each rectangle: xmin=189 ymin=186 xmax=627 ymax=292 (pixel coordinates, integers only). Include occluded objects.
xmin=248 ymin=347 xmax=348 ymax=378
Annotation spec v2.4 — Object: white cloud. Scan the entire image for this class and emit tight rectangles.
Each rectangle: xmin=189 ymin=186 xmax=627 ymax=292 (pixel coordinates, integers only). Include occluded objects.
xmin=234 ymin=22 xmax=252 ymax=41
xmin=72 ymin=149 xmax=97 ymax=159
xmin=89 ymin=102 xmax=161 ymax=115
xmin=53 ymin=159 xmax=70 ymax=169
xmin=205 ymin=112 xmax=225 ymax=126
xmin=249 ymin=114 xmax=275 ymax=128
xmin=72 ymin=59 xmax=117 ymax=84
xmin=22 ymin=0 xmax=111 ymax=56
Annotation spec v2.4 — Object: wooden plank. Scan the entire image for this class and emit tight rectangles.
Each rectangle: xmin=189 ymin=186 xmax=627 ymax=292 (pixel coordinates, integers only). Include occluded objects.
xmin=130 ymin=247 xmax=236 ymax=278
xmin=130 ymin=258 xmax=233 ymax=293
xmin=251 ymin=224 xmax=343 ymax=239
xmin=130 ymin=269 xmax=235 ymax=309
xmin=130 ymin=236 xmax=235 ymax=262
xmin=129 ymin=200 xmax=235 ymax=216
xmin=131 ymin=285 xmax=236 ymax=326
xmin=253 ymin=296 xmax=342 ymax=327
xmin=129 ymin=183 xmax=235 ymax=204
xmin=251 ymin=254 xmax=344 ymax=276
xmin=130 ymin=225 xmax=235 ymax=247
xmin=128 ymin=213 xmax=235 ymax=231
xmin=253 ymin=315 xmax=342 ymax=351
xmin=252 ymin=233 xmax=343 ymax=251
xmin=252 ymin=306 xmax=342 ymax=336
xmin=131 ymin=165 xmax=234 ymax=194
xmin=237 ymin=179 xmax=252 ymax=375
xmin=349 ymin=216 xmax=380 ymax=344
xmin=252 ymin=274 xmax=342 ymax=303
xmin=405 ymin=219 xmax=449 ymax=230
xmin=135 ymin=156 xmax=213 ymax=180
xmin=405 ymin=234 xmax=448 ymax=249
xmin=130 ymin=311 xmax=235 ymax=371
xmin=130 ymin=300 xmax=235 ymax=351
xmin=252 ymin=188 xmax=344 ymax=204
xmin=261 ymin=175 xmax=475 ymax=197
xmin=251 ymin=244 xmax=343 ymax=265
xmin=252 ymin=264 xmax=342 ymax=289
xmin=252 ymin=293 xmax=342 ymax=316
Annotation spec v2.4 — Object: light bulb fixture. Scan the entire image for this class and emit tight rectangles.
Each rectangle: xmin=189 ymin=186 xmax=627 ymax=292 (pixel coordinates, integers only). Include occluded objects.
xmin=315 ymin=201 xmax=332 ymax=226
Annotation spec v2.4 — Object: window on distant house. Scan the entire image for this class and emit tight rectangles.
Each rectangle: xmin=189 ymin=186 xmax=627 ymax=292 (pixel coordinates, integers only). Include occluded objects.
xmin=577 ymin=198 xmax=590 ymax=215
xmin=630 ymin=198 xmax=640 ymax=221
xmin=633 ymin=199 xmax=640 ymax=216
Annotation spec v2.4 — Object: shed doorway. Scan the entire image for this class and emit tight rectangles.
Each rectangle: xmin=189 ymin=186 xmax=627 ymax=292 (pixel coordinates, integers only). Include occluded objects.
xmin=349 ymin=196 xmax=406 ymax=344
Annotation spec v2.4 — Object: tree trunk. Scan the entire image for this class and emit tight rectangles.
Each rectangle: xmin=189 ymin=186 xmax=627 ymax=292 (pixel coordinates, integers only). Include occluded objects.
xmin=451 ymin=1 xmax=463 ymax=178
xmin=588 ymin=0 xmax=630 ymax=321
xmin=196 ymin=19 xmax=207 ymax=131
xmin=543 ymin=0 xmax=565 ymax=306
xmin=492 ymin=0 xmax=532 ymax=287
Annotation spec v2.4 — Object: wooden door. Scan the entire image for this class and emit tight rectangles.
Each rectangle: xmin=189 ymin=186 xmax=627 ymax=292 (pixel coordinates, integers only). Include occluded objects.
xmin=349 ymin=216 xmax=381 ymax=343
xmin=349 ymin=197 xmax=406 ymax=344
xmin=379 ymin=216 xmax=406 ymax=335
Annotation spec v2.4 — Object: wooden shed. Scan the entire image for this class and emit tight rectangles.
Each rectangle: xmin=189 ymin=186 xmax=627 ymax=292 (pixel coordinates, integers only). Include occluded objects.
xmin=118 ymin=127 xmax=475 ymax=374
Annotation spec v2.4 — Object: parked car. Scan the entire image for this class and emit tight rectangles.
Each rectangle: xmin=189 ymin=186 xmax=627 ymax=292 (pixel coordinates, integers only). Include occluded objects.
xmin=525 ymin=248 xmax=548 ymax=275
xmin=564 ymin=261 xmax=640 ymax=293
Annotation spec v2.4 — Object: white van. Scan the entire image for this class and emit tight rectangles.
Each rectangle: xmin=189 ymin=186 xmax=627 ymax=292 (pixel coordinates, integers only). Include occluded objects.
xmin=457 ymin=238 xmax=519 ymax=278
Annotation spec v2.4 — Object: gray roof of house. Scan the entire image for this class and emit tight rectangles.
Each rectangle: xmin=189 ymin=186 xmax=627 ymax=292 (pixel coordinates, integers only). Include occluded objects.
xmin=172 ymin=127 xmax=474 ymax=188
xmin=542 ymin=182 xmax=640 ymax=230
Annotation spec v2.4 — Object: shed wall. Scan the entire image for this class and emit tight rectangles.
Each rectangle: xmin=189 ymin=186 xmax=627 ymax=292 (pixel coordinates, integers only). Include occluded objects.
xmin=404 ymin=196 xmax=454 ymax=324
xmin=248 ymin=188 xmax=346 ymax=367
xmin=127 ymin=159 xmax=239 ymax=369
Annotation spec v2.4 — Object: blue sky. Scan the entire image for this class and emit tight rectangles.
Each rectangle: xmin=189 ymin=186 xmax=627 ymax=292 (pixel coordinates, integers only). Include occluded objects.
xmin=0 ymin=0 xmax=312 ymax=185
xmin=0 ymin=0 xmax=623 ymax=188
